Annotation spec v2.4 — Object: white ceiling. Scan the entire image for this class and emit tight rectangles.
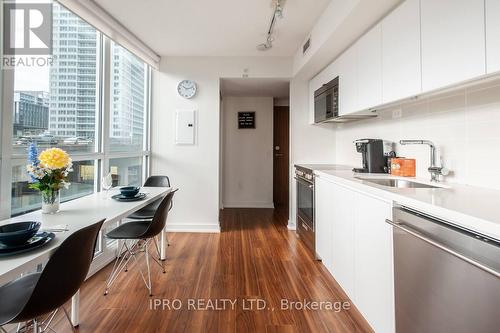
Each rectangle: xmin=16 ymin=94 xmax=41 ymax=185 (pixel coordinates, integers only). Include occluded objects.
xmin=220 ymin=78 xmax=290 ymax=98
xmin=94 ymin=0 xmax=331 ymax=57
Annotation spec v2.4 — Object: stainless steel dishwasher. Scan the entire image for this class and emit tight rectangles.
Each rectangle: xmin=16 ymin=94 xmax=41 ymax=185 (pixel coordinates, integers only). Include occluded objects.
xmin=387 ymin=206 xmax=500 ymax=333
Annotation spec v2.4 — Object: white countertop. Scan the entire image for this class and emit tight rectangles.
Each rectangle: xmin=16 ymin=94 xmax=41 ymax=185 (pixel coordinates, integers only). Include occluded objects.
xmin=312 ymin=166 xmax=500 ymax=240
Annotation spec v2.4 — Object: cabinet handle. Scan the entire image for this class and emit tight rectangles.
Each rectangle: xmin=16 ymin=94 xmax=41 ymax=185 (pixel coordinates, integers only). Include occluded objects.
xmin=385 ymin=219 xmax=500 ymax=278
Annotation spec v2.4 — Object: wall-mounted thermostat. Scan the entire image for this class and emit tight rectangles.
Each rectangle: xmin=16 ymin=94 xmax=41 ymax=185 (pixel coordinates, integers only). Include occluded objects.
xmin=175 ymin=110 xmax=196 ymax=145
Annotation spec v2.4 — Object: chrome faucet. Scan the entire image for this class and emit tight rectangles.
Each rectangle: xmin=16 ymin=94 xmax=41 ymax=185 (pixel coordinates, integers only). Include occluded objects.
xmin=399 ymin=140 xmax=449 ymax=182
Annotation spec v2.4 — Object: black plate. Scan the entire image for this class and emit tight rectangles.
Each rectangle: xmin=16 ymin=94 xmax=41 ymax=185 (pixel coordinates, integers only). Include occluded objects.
xmin=111 ymin=193 xmax=147 ymax=202
xmin=0 ymin=232 xmax=55 ymax=257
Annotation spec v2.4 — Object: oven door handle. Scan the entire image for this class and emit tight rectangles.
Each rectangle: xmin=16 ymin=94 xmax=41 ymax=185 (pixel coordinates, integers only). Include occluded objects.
xmin=294 ymin=177 xmax=314 ymax=189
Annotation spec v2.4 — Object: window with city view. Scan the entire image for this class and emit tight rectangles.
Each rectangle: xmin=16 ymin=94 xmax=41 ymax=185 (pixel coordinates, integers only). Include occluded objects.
xmin=110 ymin=41 xmax=146 ymax=153
xmin=13 ymin=3 xmax=98 ymax=154
xmin=7 ymin=3 xmax=150 ymax=217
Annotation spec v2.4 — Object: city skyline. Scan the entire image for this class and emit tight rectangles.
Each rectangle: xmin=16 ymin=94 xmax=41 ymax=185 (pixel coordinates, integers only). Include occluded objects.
xmin=13 ymin=3 xmax=146 ymax=146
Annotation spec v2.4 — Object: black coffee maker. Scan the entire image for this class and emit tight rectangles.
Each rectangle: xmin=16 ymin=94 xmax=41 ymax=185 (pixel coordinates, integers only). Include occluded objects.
xmin=353 ymin=139 xmax=389 ymax=173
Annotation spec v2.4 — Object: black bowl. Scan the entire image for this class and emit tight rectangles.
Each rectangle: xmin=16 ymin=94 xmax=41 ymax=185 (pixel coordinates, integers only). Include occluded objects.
xmin=0 ymin=221 xmax=41 ymax=246
xmin=120 ymin=186 xmax=140 ymax=198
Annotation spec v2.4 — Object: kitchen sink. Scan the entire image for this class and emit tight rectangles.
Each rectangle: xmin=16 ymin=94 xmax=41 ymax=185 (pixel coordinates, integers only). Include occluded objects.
xmin=355 ymin=177 xmax=443 ymax=189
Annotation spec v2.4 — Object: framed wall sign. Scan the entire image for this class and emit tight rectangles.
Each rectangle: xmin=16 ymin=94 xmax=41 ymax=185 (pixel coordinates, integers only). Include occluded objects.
xmin=238 ymin=112 xmax=255 ymax=129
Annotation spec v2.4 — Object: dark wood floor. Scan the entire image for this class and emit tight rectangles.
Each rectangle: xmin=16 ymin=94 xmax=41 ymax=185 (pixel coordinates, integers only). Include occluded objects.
xmin=52 ymin=208 xmax=372 ymax=333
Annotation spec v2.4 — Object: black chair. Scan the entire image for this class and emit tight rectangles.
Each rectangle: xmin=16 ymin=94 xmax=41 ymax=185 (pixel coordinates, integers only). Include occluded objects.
xmin=127 ymin=176 xmax=171 ymax=220
xmin=128 ymin=176 xmax=172 ymax=247
xmin=0 ymin=219 xmax=104 ymax=333
xmin=104 ymin=189 xmax=177 ymax=296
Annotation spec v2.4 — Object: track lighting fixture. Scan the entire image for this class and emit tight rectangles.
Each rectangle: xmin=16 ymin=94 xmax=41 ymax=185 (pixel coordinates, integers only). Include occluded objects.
xmin=257 ymin=0 xmax=284 ymax=51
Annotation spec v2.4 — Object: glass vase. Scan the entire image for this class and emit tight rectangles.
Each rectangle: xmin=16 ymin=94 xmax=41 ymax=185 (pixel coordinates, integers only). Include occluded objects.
xmin=41 ymin=190 xmax=60 ymax=214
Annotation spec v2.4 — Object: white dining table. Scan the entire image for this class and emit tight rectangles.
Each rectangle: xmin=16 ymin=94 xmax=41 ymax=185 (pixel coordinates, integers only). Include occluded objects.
xmin=0 ymin=186 xmax=171 ymax=327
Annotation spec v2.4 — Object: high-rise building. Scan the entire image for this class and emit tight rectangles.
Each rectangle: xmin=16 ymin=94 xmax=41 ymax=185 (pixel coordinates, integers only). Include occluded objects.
xmin=13 ymin=91 xmax=49 ymax=137
xmin=49 ymin=3 xmax=97 ymax=140
xmin=49 ymin=3 xmax=145 ymax=145
xmin=110 ymin=44 xmax=145 ymax=147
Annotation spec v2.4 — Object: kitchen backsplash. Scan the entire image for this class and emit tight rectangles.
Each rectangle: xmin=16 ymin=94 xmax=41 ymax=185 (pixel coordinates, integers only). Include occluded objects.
xmin=334 ymin=78 xmax=500 ymax=190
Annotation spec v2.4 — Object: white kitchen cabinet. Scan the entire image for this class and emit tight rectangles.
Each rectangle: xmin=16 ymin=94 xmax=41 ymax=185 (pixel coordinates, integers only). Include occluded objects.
xmin=354 ymin=193 xmax=394 ymax=333
xmin=330 ymin=182 xmax=356 ymax=299
xmin=421 ymin=0 xmax=486 ymax=91
xmin=381 ymin=0 xmax=421 ymax=103
xmin=357 ymin=24 xmax=382 ymax=111
xmin=315 ymin=176 xmax=334 ymax=272
xmin=315 ymin=176 xmax=355 ymax=298
xmin=315 ymin=176 xmax=395 ymax=333
xmin=486 ymin=0 xmax=500 ymax=74
xmin=337 ymin=46 xmax=358 ymax=116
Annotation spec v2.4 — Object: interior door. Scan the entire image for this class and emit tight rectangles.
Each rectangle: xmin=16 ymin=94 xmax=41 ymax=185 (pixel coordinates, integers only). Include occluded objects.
xmin=273 ymin=106 xmax=289 ymax=209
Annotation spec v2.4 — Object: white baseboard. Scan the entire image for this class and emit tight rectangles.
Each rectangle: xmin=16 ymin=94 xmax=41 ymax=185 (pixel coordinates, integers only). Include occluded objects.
xmin=287 ymin=219 xmax=296 ymax=230
xmin=223 ymin=202 xmax=275 ymax=209
xmin=166 ymin=223 xmax=221 ymax=233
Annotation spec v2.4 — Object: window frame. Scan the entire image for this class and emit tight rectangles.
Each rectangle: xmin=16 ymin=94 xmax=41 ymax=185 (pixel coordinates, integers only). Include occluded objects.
xmin=0 ymin=4 xmax=151 ymax=218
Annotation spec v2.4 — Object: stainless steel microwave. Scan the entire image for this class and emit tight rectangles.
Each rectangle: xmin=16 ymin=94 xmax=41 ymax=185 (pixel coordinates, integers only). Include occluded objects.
xmin=314 ymin=77 xmax=339 ymax=123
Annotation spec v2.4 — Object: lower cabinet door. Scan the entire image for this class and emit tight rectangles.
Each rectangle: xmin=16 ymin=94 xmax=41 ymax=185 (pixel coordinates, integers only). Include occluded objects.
xmin=315 ymin=178 xmax=395 ymax=333
xmin=330 ymin=183 xmax=356 ymax=299
xmin=315 ymin=177 xmax=334 ymax=271
xmin=354 ymin=193 xmax=394 ymax=333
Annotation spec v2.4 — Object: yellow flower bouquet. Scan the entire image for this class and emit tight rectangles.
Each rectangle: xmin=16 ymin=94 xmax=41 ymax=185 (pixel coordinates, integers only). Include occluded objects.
xmin=26 ymin=144 xmax=73 ymax=214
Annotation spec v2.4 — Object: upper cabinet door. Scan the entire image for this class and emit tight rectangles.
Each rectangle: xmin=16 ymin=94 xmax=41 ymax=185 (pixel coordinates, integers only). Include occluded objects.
xmin=357 ymin=24 xmax=383 ymax=111
xmin=337 ymin=46 xmax=358 ymax=116
xmin=421 ymin=0 xmax=486 ymax=92
xmin=486 ymin=0 xmax=500 ymax=74
xmin=381 ymin=0 xmax=421 ymax=103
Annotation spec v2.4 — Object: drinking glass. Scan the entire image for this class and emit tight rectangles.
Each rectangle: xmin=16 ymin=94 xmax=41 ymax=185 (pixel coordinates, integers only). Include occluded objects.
xmin=102 ymin=173 xmax=113 ymax=199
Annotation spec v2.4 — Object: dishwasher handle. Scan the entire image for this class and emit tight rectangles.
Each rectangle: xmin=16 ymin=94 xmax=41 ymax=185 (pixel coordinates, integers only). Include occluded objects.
xmin=385 ymin=219 xmax=500 ymax=278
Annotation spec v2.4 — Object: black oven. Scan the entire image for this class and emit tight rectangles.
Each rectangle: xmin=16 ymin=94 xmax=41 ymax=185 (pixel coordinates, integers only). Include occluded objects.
xmin=314 ymin=76 xmax=339 ymax=123
xmin=295 ymin=166 xmax=315 ymax=254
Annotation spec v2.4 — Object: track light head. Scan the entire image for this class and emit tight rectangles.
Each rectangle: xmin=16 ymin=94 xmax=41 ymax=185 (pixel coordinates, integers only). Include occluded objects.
xmin=256 ymin=42 xmax=272 ymax=51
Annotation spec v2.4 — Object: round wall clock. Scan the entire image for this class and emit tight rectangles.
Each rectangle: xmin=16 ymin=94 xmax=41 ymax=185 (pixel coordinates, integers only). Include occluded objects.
xmin=177 ymin=80 xmax=197 ymax=99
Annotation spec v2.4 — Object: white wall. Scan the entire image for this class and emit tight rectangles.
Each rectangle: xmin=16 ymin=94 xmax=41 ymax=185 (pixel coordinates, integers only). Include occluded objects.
xmin=274 ymin=97 xmax=289 ymax=106
xmin=293 ymin=0 xmax=400 ymax=79
xmin=334 ymin=79 xmax=500 ymax=189
xmin=288 ymin=77 xmax=336 ymax=228
xmin=222 ymin=97 xmax=274 ymax=208
xmin=293 ymin=0 xmax=358 ymax=75
xmin=151 ymin=56 xmax=292 ymax=232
